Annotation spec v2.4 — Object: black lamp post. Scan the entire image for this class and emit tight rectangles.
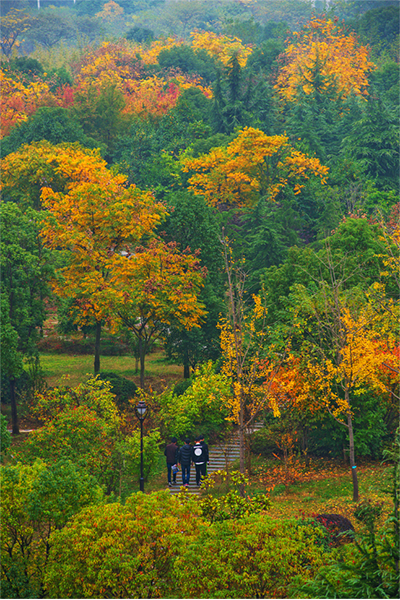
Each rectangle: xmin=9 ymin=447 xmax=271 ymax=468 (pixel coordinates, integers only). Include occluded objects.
xmin=135 ymin=399 xmax=148 ymax=492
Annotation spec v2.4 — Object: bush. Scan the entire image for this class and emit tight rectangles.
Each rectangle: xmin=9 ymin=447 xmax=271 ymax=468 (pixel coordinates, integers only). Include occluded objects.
xmin=0 ymin=414 xmax=11 ymax=459
xmin=175 ymin=513 xmax=329 ymax=599
xmin=249 ymin=427 xmax=277 ymax=457
xmin=315 ymin=513 xmax=355 ymax=546
xmin=44 ymin=491 xmax=202 ymax=599
xmin=1 ymin=459 xmax=103 ymax=599
xmin=98 ymin=372 xmax=138 ymax=408
xmin=173 ymin=377 xmax=193 ymax=397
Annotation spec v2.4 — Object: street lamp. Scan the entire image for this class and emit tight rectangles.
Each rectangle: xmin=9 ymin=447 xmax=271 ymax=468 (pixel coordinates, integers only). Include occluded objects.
xmin=135 ymin=399 xmax=148 ymax=492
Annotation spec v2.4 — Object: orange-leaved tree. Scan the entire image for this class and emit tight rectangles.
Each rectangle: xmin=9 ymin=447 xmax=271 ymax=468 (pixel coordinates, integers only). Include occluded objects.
xmin=274 ymin=16 xmax=375 ymax=103
xmin=0 ymin=68 xmax=53 ymax=138
xmin=36 ymin=143 xmax=166 ymax=374
xmin=115 ymin=239 xmax=207 ymax=388
xmin=182 ymin=126 xmax=328 ymax=208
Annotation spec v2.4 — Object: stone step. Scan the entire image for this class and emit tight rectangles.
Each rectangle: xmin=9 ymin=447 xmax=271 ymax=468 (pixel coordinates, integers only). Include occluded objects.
xmin=168 ymin=425 xmax=263 ymax=496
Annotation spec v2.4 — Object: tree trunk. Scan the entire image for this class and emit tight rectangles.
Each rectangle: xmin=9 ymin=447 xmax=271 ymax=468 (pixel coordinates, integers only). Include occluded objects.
xmin=10 ymin=377 xmax=19 ymax=435
xmin=245 ymin=433 xmax=252 ymax=475
xmin=347 ymin=409 xmax=359 ymax=502
xmin=94 ymin=321 xmax=101 ymax=374
xmin=239 ymin=425 xmax=245 ymax=497
xmin=139 ymin=336 xmax=145 ymax=389
xmin=183 ymin=344 xmax=190 ymax=379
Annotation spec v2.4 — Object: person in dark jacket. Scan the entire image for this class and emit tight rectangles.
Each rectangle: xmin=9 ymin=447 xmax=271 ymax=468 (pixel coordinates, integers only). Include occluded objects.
xmin=192 ymin=435 xmax=209 ymax=485
xmin=164 ymin=436 xmax=179 ymax=486
xmin=200 ymin=434 xmax=209 ymax=477
xmin=178 ymin=438 xmax=192 ymax=486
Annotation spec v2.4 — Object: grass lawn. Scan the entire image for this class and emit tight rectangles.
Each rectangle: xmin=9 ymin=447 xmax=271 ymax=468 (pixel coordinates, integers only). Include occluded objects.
xmin=39 ymin=349 xmax=183 ymax=391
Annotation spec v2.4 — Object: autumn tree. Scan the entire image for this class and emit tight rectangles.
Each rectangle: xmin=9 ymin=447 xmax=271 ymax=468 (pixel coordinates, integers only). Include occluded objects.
xmin=116 ymin=238 xmax=207 ymax=388
xmin=274 ymin=16 xmax=376 ymax=103
xmin=219 ymin=238 xmax=281 ymax=485
xmin=190 ymin=30 xmax=253 ymax=68
xmin=288 ymin=253 xmax=394 ymax=501
xmin=1 ymin=141 xmax=109 ymax=210
xmin=0 ymin=67 xmax=53 ymax=138
xmin=0 ymin=9 xmax=35 ymax=57
xmin=39 ymin=145 xmax=166 ymax=374
xmin=182 ymin=126 xmax=328 ymax=209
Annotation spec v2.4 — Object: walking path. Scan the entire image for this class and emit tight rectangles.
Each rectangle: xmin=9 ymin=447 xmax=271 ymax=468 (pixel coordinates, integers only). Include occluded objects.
xmin=168 ymin=422 xmax=264 ymax=496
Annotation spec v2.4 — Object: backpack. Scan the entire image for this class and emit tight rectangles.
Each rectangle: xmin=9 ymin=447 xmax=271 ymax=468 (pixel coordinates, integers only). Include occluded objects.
xmin=193 ymin=444 xmax=203 ymax=461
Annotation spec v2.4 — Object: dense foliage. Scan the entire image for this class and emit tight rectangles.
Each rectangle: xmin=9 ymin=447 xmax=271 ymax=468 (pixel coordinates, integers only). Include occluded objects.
xmin=1 ymin=1 xmax=399 ymax=598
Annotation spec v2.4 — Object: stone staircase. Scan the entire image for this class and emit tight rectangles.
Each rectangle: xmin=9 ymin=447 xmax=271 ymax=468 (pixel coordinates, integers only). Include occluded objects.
xmin=168 ymin=421 xmax=264 ymax=496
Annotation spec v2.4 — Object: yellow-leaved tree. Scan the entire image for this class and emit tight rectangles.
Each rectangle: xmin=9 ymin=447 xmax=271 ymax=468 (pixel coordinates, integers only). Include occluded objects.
xmin=275 ymin=16 xmax=375 ymax=103
xmin=190 ymin=30 xmax=252 ymax=67
xmin=219 ymin=238 xmax=281 ymax=486
xmin=115 ymin=239 xmax=207 ymax=388
xmin=182 ymin=126 xmax=328 ymax=208
xmin=290 ymin=274 xmax=394 ymax=502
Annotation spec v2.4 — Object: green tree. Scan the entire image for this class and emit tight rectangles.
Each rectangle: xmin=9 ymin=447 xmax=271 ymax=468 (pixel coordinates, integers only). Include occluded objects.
xmin=158 ymin=44 xmax=218 ymax=83
xmin=0 ymin=203 xmax=50 ymax=433
xmin=156 ymin=361 xmax=232 ymax=442
xmin=0 ymin=293 xmax=23 ymax=435
xmin=26 ymin=10 xmax=76 ymax=48
xmin=0 ymin=459 xmax=104 ymax=600
xmin=160 ymin=191 xmax=224 ymax=377
xmin=341 ymin=96 xmax=400 ymax=191
xmin=1 ymin=107 xmax=101 ymax=159
xmin=72 ymin=83 xmax=126 ymax=162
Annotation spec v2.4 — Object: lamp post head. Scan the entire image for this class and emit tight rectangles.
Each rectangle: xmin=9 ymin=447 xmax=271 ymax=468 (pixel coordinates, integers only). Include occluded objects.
xmin=136 ymin=399 xmax=147 ymax=420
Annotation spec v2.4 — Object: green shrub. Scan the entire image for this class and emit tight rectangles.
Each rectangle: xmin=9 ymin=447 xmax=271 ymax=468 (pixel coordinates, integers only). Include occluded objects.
xmin=173 ymin=377 xmax=193 ymax=396
xmin=1 ymin=459 xmax=103 ymax=599
xmin=249 ymin=427 xmax=277 ymax=457
xmin=0 ymin=414 xmax=11 ymax=459
xmin=98 ymin=371 xmax=138 ymax=407
xmin=175 ymin=513 xmax=329 ymax=599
